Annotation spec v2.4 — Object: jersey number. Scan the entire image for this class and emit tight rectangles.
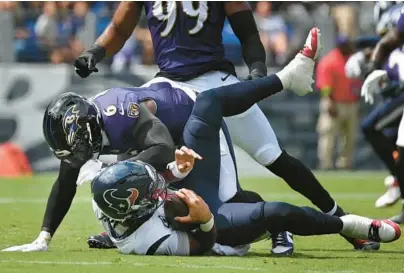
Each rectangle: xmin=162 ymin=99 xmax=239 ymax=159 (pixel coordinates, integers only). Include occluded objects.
xmin=152 ymin=1 xmax=208 ymax=36
xmin=388 ymin=49 xmax=404 ymax=81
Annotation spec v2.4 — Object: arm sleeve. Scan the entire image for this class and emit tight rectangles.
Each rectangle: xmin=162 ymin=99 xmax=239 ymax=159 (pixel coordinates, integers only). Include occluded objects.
xmin=124 ymin=103 xmax=175 ymax=171
xmin=41 ymin=161 xmax=80 ymax=235
xmin=228 ymin=10 xmax=267 ymax=75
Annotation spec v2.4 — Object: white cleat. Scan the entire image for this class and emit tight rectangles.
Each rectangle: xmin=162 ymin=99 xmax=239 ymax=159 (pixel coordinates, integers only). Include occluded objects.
xmin=375 ymin=175 xmax=401 ymax=208
xmin=276 ymin=28 xmax=322 ymax=96
xmin=340 ymin=215 xmax=401 ymax=243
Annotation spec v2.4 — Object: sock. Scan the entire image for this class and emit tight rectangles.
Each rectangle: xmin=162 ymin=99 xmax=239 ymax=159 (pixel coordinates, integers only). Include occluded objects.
xmin=212 ymin=74 xmax=283 ymax=117
xmin=362 ymin=127 xmax=396 ymax=176
xmin=267 ymin=151 xmax=336 ymax=213
xmin=395 ymin=147 xmax=404 ymax=199
xmin=262 ymin=202 xmax=343 ymax=235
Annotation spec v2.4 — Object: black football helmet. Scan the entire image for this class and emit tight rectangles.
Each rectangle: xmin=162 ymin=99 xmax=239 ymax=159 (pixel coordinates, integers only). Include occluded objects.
xmin=91 ymin=161 xmax=167 ymax=223
xmin=43 ymin=92 xmax=102 ymax=168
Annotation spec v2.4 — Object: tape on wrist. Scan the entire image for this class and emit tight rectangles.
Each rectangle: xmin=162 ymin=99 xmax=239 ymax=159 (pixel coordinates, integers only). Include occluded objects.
xmin=167 ymin=161 xmax=190 ymax=179
xmin=200 ymin=215 xmax=214 ymax=232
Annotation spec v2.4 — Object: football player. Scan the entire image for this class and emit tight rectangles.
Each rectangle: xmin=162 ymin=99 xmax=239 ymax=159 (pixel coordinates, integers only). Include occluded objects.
xmin=355 ymin=2 xmax=404 ymax=223
xmin=86 ymin=51 xmax=401 ymax=255
xmin=346 ymin=1 xmax=404 ymax=209
xmin=74 ymin=1 xmax=378 ymax=252
xmin=2 ymin=28 xmax=317 ymax=253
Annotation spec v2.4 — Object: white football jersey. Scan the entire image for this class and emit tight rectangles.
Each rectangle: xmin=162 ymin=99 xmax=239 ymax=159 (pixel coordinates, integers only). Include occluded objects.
xmin=94 ymin=201 xmax=190 ymax=255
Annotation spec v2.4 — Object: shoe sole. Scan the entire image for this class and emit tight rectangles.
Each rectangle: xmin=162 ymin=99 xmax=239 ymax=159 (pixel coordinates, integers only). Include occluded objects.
xmin=301 ymin=27 xmax=321 ymax=60
xmin=381 ymin=219 xmax=401 ymax=242
xmin=87 ymin=239 xmax=117 ymax=249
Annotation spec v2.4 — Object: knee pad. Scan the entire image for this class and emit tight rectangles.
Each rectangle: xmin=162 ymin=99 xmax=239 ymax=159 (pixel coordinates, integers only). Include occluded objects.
xmin=192 ymin=91 xmax=222 ymax=129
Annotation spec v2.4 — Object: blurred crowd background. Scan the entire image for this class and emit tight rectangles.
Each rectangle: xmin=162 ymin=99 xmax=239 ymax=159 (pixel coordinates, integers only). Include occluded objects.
xmin=0 ymin=1 xmax=388 ymax=173
xmin=0 ymin=1 xmax=375 ymax=66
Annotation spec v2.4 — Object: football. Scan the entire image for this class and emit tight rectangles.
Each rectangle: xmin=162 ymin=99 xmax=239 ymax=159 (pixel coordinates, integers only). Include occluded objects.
xmin=164 ymin=192 xmax=198 ymax=231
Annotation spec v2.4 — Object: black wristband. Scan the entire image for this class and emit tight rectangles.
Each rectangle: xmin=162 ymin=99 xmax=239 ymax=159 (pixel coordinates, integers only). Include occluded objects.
xmin=87 ymin=44 xmax=107 ymax=63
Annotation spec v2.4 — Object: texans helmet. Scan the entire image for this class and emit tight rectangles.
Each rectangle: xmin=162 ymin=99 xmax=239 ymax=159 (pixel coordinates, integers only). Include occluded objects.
xmin=43 ymin=92 xmax=103 ymax=168
xmin=91 ymin=161 xmax=167 ymax=223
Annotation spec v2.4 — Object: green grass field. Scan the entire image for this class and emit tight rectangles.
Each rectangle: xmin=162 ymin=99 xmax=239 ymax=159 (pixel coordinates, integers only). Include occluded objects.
xmin=1 ymin=172 xmax=404 ymax=273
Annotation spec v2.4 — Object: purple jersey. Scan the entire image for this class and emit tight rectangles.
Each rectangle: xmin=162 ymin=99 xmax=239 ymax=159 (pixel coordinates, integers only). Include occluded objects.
xmin=143 ymin=1 xmax=234 ymax=80
xmin=396 ymin=6 xmax=404 ymax=33
xmin=91 ymin=82 xmax=194 ymax=154
xmin=383 ymin=47 xmax=404 ymax=82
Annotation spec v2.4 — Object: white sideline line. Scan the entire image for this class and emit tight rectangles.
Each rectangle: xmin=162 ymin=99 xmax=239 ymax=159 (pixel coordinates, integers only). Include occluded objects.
xmin=0 ymin=193 xmax=382 ymax=204
xmin=0 ymin=259 xmax=265 ymax=271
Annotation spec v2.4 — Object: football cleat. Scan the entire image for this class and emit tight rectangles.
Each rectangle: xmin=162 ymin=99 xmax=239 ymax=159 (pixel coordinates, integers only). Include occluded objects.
xmin=340 ymin=215 xmax=401 ymax=243
xmin=271 ymin=231 xmax=294 ymax=256
xmin=276 ymin=27 xmax=322 ymax=96
xmin=390 ymin=208 xmax=404 ymax=225
xmin=375 ymin=175 xmax=401 ymax=208
xmin=340 ymin=235 xmax=380 ymax=251
xmin=87 ymin=232 xmax=117 ymax=249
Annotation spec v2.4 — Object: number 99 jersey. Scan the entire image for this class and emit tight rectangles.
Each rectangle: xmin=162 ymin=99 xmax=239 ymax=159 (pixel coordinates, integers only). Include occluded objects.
xmin=144 ymin=1 xmax=234 ymax=80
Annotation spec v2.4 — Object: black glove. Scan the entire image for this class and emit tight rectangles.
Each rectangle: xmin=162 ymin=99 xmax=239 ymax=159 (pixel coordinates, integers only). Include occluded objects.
xmin=246 ymin=61 xmax=267 ymax=80
xmin=74 ymin=44 xmax=106 ymax=78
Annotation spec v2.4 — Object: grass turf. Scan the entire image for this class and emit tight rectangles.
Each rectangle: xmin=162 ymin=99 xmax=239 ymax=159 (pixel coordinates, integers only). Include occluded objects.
xmin=0 ymin=172 xmax=404 ymax=273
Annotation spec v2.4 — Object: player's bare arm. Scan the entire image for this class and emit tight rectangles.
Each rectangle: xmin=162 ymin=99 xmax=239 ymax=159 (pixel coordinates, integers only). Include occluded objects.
xmin=370 ymin=28 xmax=404 ymax=71
xmin=74 ymin=2 xmax=143 ymax=78
xmin=225 ymin=1 xmax=267 ymax=79
xmin=95 ymin=1 xmax=143 ymax=57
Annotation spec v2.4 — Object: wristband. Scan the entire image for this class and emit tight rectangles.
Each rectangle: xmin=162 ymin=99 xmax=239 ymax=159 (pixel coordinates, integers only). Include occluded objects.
xmin=167 ymin=161 xmax=190 ymax=179
xmin=200 ymin=215 xmax=214 ymax=232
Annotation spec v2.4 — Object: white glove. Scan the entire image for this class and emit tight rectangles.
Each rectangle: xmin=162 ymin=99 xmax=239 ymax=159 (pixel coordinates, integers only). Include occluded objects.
xmin=345 ymin=51 xmax=365 ymax=79
xmin=2 ymin=231 xmax=51 ymax=252
xmin=77 ymin=159 xmax=104 ymax=186
xmin=361 ymin=70 xmax=388 ymax=105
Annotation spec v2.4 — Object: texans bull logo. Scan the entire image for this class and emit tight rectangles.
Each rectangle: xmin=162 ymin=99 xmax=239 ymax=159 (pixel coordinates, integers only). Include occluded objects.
xmin=62 ymin=105 xmax=81 ymax=146
xmin=102 ymin=188 xmax=140 ymax=215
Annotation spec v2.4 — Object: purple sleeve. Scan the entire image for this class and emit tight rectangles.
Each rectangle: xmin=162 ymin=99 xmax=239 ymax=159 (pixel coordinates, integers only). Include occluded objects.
xmin=396 ymin=10 xmax=404 ymax=33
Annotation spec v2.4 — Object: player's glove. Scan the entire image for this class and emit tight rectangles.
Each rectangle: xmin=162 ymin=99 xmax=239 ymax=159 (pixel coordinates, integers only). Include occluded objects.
xmin=345 ymin=51 xmax=366 ymax=79
xmin=74 ymin=44 xmax=106 ymax=78
xmin=2 ymin=231 xmax=51 ymax=252
xmin=246 ymin=61 xmax=267 ymax=80
xmin=361 ymin=70 xmax=388 ymax=105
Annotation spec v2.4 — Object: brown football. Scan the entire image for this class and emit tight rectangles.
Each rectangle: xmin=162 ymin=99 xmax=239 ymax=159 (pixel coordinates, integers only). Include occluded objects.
xmin=163 ymin=193 xmax=198 ymax=231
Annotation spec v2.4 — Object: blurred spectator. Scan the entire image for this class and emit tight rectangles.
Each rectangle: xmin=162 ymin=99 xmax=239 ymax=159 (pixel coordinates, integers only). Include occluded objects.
xmin=316 ymin=36 xmax=362 ymax=170
xmin=254 ymin=1 xmax=288 ymax=65
xmin=34 ymin=2 xmax=58 ymax=49
xmin=49 ymin=1 xmax=87 ymax=64
xmin=330 ymin=2 xmax=358 ymax=39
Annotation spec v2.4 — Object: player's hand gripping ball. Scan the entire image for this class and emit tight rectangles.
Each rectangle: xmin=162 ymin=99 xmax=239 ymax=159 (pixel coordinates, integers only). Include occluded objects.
xmin=164 ymin=189 xmax=211 ymax=231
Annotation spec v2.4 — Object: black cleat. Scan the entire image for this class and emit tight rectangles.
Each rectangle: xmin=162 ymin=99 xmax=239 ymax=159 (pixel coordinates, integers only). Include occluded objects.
xmin=390 ymin=210 xmax=404 ymax=224
xmin=87 ymin=232 xmax=117 ymax=249
xmin=340 ymin=235 xmax=380 ymax=251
